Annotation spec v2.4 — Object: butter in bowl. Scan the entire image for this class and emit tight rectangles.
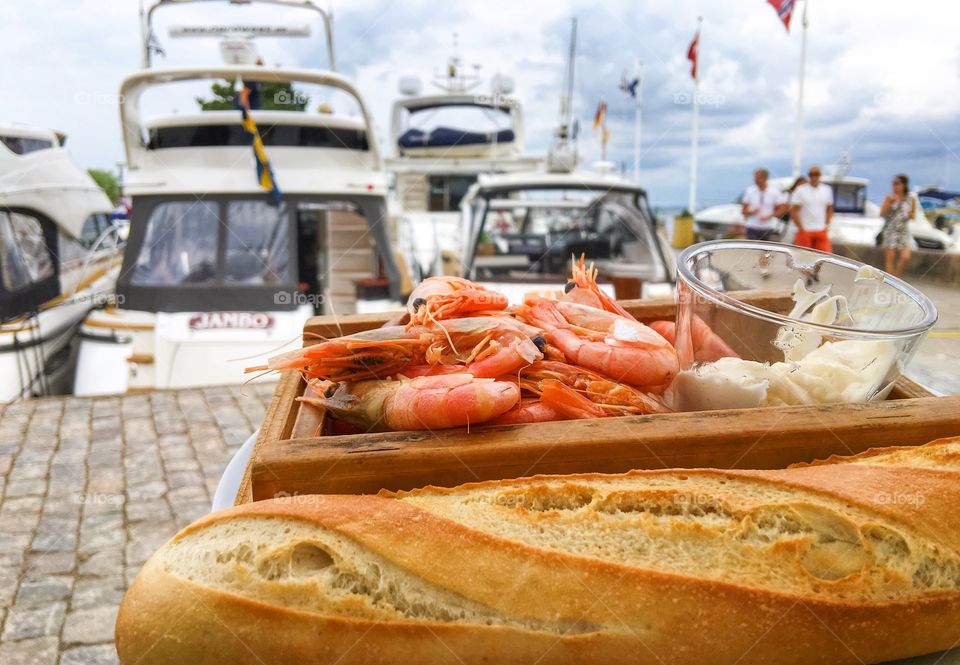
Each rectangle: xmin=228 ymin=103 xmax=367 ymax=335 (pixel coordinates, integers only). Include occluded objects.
xmin=666 ymin=240 xmax=937 ymax=412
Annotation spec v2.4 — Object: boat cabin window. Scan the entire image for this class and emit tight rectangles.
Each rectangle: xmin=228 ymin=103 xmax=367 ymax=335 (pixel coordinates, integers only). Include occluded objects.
xmin=428 ymin=175 xmax=476 ymax=212
xmin=224 ymin=201 xmax=289 ymax=284
xmin=130 ymin=199 xmax=292 ymax=287
xmin=148 ymin=125 xmax=368 ymax=151
xmin=78 ymin=213 xmax=117 ymax=249
xmin=0 ymin=135 xmax=53 ymax=155
xmin=831 ymin=183 xmax=866 ymax=214
xmin=0 ymin=211 xmax=55 ymax=291
xmin=132 ymin=202 xmax=219 ymax=285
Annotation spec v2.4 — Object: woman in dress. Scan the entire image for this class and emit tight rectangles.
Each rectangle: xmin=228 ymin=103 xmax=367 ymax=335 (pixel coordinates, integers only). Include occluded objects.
xmin=880 ymin=174 xmax=915 ymax=277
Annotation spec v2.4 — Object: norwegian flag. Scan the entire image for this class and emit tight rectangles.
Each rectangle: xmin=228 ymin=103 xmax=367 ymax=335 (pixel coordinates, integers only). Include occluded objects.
xmin=687 ymin=30 xmax=699 ymax=80
xmin=768 ymin=0 xmax=794 ymax=31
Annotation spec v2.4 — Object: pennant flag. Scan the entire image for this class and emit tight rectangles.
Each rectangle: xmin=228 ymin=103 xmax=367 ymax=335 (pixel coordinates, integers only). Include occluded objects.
xmin=767 ymin=0 xmax=794 ymax=31
xmin=620 ymin=75 xmax=640 ymax=99
xmin=239 ymin=89 xmax=283 ymax=203
xmin=592 ymin=99 xmax=608 ymax=130
xmin=687 ymin=30 xmax=699 ymax=80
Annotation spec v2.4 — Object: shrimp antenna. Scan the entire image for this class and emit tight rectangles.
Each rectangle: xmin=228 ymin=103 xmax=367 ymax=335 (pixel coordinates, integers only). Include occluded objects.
xmin=325 ymin=297 xmax=344 ymax=338
xmin=228 ymin=332 xmax=304 ymax=363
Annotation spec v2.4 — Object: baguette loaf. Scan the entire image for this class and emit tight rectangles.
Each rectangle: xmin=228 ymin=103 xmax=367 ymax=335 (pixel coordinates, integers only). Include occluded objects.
xmin=116 ymin=437 xmax=960 ymax=665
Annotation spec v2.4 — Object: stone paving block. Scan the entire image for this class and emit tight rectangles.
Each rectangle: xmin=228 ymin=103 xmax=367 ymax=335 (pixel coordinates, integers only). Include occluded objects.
xmin=70 ymin=577 xmax=125 ymax=610
xmin=126 ymin=480 xmax=167 ymax=502
xmin=0 ymin=565 xmax=21 ymax=606
xmin=60 ymin=644 xmax=120 ymax=665
xmin=77 ymin=549 xmax=122 ymax=578
xmin=0 ymin=454 xmax=13 ymax=475
xmin=125 ymin=500 xmax=172 ymax=524
xmin=0 ymin=635 xmax=59 ymax=665
xmin=3 ymin=480 xmax=46 ymax=498
xmin=1 ymin=601 xmax=66 ymax=640
xmin=61 ymin=604 xmax=118 ymax=645
xmin=23 ymin=551 xmax=75 ymax=576
xmin=14 ymin=576 xmax=73 ymax=607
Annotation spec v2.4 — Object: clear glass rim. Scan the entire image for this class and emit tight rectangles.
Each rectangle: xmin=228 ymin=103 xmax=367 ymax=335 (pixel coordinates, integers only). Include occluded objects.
xmin=676 ymin=240 xmax=939 ymax=339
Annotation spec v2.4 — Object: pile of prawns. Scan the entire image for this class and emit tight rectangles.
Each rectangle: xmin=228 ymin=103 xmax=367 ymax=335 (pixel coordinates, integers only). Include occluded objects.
xmin=248 ymin=259 xmax=735 ymax=432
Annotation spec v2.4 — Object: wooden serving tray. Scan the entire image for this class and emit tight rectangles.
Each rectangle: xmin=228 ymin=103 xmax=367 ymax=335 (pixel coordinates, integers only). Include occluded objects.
xmin=234 ymin=292 xmax=958 ymax=504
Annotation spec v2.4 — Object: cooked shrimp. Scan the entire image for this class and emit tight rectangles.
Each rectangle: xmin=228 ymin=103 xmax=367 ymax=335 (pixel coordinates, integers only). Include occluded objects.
xmin=427 ymin=316 xmax=544 ymax=378
xmin=649 ymin=317 xmax=738 ymax=364
xmin=561 ymin=255 xmax=635 ymax=319
xmin=487 ymin=398 xmax=570 ymax=425
xmin=249 ymin=326 xmax=431 ymax=382
xmin=516 ymin=360 xmax=670 ymax=417
xmin=301 ymin=373 xmax=519 ymax=432
xmin=406 ymin=276 xmax=509 ymax=325
xmin=518 ymin=299 xmax=679 ymax=392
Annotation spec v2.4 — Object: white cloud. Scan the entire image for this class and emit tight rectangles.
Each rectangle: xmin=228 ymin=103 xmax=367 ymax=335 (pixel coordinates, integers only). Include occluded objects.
xmin=1 ymin=0 xmax=958 ymax=206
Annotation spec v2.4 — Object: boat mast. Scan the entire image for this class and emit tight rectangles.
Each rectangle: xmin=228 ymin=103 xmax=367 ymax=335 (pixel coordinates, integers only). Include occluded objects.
xmin=688 ymin=16 xmax=701 ymax=215
xmin=792 ymin=0 xmax=809 ymax=178
xmin=632 ymin=58 xmax=643 ymax=184
xmin=548 ymin=17 xmax=578 ymax=173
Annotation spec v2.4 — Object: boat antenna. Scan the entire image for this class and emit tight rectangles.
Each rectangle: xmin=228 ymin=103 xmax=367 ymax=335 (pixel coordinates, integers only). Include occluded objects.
xmin=547 ymin=17 xmax=578 ymax=173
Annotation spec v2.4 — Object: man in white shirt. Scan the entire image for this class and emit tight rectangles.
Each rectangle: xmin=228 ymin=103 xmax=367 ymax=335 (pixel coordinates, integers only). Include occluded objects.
xmin=790 ymin=166 xmax=834 ymax=252
xmin=742 ymin=168 xmax=787 ymax=241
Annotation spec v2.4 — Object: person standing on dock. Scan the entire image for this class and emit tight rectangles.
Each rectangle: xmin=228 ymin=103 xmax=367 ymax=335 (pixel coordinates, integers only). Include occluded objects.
xmin=880 ymin=174 xmax=915 ymax=277
xmin=790 ymin=166 xmax=833 ymax=252
xmin=742 ymin=168 xmax=787 ymax=241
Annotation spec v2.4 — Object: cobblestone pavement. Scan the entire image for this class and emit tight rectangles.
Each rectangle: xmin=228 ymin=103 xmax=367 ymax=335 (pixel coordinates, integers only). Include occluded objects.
xmin=0 ymin=383 xmax=275 ymax=665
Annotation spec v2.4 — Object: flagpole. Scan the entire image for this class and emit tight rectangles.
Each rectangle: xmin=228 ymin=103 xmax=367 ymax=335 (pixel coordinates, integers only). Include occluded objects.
xmin=688 ymin=16 xmax=701 ymax=215
xmin=792 ymin=0 xmax=809 ymax=178
xmin=633 ymin=58 xmax=643 ymax=183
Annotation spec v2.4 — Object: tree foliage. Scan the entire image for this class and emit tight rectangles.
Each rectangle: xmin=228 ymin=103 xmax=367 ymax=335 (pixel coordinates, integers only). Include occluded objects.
xmin=195 ymin=79 xmax=309 ymax=111
xmin=87 ymin=168 xmax=121 ymax=204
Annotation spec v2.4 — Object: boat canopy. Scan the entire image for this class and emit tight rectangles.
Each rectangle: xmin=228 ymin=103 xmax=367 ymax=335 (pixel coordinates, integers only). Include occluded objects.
xmin=918 ymin=188 xmax=960 ymax=202
xmin=399 ymin=127 xmax=514 ymax=151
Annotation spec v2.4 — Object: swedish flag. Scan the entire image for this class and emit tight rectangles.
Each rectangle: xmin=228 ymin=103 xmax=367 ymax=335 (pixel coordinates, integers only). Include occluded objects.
xmin=240 ymin=103 xmax=283 ymax=203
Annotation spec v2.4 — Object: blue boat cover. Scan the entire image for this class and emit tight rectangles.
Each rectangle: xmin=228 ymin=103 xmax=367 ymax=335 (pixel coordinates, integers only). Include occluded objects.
xmin=399 ymin=126 xmax=515 ymax=150
xmin=918 ymin=188 xmax=960 ymax=202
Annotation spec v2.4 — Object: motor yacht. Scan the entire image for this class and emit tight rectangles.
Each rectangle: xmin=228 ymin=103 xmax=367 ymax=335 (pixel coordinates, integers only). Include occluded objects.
xmin=0 ymin=123 xmax=120 ymax=400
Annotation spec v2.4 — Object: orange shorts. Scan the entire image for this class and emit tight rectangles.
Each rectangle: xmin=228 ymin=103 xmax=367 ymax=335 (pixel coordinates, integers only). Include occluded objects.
xmin=794 ymin=229 xmax=832 ymax=253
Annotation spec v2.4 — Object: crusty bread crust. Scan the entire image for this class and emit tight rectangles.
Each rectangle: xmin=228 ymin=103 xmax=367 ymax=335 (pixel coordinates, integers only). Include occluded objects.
xmin=117 ymin=438 xmax=960 ymax=665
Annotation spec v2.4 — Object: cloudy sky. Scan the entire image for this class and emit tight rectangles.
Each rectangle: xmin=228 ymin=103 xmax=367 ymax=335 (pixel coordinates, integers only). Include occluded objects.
xmin=2 ymin=0 xmax=958 ymax=207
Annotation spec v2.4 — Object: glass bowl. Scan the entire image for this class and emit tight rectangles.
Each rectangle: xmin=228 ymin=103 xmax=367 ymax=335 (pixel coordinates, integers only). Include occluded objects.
xmin=669 ymin=240 xmax=937 ymax=412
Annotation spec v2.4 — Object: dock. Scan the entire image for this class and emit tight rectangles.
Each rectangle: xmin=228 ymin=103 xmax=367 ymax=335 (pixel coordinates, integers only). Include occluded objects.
xmin=0 ymin=384 xmax=273 ymax=664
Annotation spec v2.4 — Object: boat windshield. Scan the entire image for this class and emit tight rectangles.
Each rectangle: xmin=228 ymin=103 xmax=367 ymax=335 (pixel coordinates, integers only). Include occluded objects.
xmin=0 ymin=211 xmax=55 ymax=291
xmin=831 ymin=183 xmax=866 ymax=214
xmin=466 ymin=187 xmax=667 ymax=283
xmin=131 ymin=199 xmax=289 ymax=286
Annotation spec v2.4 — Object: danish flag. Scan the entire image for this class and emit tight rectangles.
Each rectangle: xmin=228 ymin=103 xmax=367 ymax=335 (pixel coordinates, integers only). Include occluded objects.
xmin=768 ymin=0 xmax=794 ymax=31
xmin=687 ymin=30 xmax=699 ymax=80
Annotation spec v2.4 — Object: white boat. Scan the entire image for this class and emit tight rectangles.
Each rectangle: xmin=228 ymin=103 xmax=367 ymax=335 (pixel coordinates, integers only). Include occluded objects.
xmin=459 ymin=170 xmax=675 ymax=304
xmin=0 ymin=123 xmax=121 ymax=401
xmin=387 ymin=43 xmax=544 ymax=279
xmin=695 ymin=173 xmax=956 ymax=251
xmin=74 ymin=1 xmax=401 ymax=395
